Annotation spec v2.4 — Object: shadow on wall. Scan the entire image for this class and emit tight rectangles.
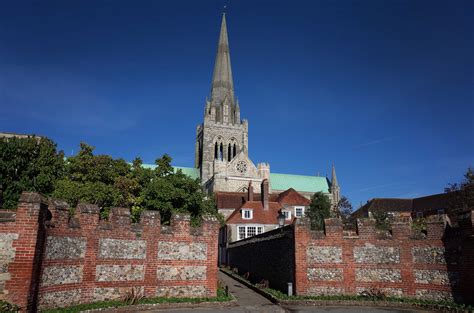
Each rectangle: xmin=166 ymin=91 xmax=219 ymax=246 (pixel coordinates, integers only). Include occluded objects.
xmin=444 ymin=213 xmax=474 ymax=304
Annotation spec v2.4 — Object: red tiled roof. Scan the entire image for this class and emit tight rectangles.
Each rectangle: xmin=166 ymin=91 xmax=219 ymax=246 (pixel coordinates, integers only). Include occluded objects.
xmin=215 ymin=192 xmax=279 ymax=210
xmin=413 ymin=193 xmax=449 ymax=212
xmin=276 ymin=188 xmax=310 ymax=205
xmin=352 ymin=198 xmax=413 ymax=218
xmin=226 ymin=201 xmax=293 ymax=225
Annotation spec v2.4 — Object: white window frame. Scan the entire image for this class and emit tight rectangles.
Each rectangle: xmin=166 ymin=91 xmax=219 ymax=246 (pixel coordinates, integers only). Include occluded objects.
xmin=294 ymin=206 xmax=305 ymax=218
xmin=242 ymin=209 xmax=253 ymax=220
xmin=237 ymin=224 xmax=264 ymax=240
xmin=283 ymin=210 xmax=292 ymax=220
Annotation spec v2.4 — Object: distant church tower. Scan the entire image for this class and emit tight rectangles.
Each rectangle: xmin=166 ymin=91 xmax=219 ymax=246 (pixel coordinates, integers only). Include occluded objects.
xmin=195 ymin=14 xmax=250 ymax=188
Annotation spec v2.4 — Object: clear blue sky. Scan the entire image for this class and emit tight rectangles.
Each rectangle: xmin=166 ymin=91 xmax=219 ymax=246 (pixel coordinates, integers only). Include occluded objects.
xmin=0 ymin=0 xmax=473 ymax=208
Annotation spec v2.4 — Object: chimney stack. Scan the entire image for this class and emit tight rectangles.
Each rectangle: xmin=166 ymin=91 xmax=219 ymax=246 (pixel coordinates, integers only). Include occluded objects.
xmin=248 ymin=181 xmax=254 ymax=201
xmin=261 ymin=179 xmax=269 ymax=210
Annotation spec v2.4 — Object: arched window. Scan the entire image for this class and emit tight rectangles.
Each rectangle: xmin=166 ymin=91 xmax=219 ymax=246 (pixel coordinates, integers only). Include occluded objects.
xmin=233 ymin=143 xmax=237 ymax=158
xmin=214 ymin=142 xmax=218 ymax=159
xmin=219 ymin=143 xmax=223 ymax=160
xmin=228 ymin=144 xmax=232 ymax=161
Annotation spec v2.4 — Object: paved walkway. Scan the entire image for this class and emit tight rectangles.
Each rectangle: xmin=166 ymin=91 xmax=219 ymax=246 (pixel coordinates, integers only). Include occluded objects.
xmin=218 ymin=270 xmax=285 ymax=312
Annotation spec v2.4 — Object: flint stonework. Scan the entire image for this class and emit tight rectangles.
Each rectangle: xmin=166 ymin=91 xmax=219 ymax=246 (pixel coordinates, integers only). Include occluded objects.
xmin=0 ymin=233 xmax=18 ymax=289
xmin=156 ymin=285 xmax=207 ymax=297
xmin=41 ymin=265 xmax=83 ymax=286
xmin=355 ymin=268 xmax=401 ymax=282
xmin=412 ymin=247 xmax=446 ymax=264
xmin=354 ymin=244 xmax=400 ymax=264
xmin=39 ymin=289 xmax=81 ymax=309
xmin=307 ymin=246 xmax=342 ymax=263
xmin=307 ymin=268 xmax=343 ymax=281
xmin=93 ymin=287 xmax=144 ymax=302
xmin=416 ymin=289 xmax=453 ymax=301
xmin=307 ymin=286 xmax=345 ymax=296
xmin=96 ymin=265 xmax=145 ymax=282
xmin=414 ymin=269 xmax=459 ymax=285
xmin=356 ymin=287 xmax=403 ymax=297
xmin=98 ymin=238 xmax=146 ymax=259
xmin=157 ymin=241 xmax=207 ymax=260
xmin=45 ymin=236 xmax=86 ymax=260
xmin=156 ymin=266 xmax=206 ymax=281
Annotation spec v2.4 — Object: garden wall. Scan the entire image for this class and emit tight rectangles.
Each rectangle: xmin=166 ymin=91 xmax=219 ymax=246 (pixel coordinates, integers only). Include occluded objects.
xmin=0 ymin=192 xmax=219 ymax=312
xmin=226 ymin=213 xmax=474 ymax=304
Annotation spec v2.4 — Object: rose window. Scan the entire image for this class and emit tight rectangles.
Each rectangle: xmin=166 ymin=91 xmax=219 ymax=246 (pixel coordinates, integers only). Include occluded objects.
xmin=236 ymin=161 xmax=247 ymax=174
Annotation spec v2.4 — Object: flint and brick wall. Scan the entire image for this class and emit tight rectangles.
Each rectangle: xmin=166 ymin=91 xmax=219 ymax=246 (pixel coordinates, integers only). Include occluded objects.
xmin=227 ymin=213 xmax=474 ymax=304
xmin=294 ymin=216 xmax=473 ymax=302
xmin=0 ymin=192 xmax=219 ymax=311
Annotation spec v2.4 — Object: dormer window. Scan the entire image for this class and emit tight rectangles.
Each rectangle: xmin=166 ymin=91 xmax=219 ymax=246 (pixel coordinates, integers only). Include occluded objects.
xmin=294 ymin=206 xmax=305 ymax=218
xmin=242 ymin=209 xmax=253 ymax=219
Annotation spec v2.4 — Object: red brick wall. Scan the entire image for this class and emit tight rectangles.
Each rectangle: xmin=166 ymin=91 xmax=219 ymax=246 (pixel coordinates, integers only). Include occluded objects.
xmin=226 ymin=212 xmax=473 ymax=305
xmin=0 ymin=193 xmax=49 ymax=312
xmin=294 ymin=215 xmax=473 ymax=304
xmin=0 ymin=192 xmax=219 ymax=311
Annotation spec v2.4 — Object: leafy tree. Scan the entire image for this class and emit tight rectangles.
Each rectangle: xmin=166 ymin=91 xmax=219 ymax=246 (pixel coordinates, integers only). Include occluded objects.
xmin=0 ymin=136 xmax=65 ymax=208
xmin=307 ymin=192 xmax=331 ymax=230
xmin=2 ymin=138 xmax=219 ymax=225
xmin=142 ymin=155 xmax=217 ymax=225
xmin=337 ymin=196 xmax=354 ymax=226
xmin=445 ymin=167 xmax=474 ymax=214
xmin=53 ymin=142 xmax=132 ymax=212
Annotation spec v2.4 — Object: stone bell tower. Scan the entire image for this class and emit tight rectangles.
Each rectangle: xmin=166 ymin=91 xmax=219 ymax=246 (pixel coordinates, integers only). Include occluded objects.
xmin=195 ymin=13 xmax=249 ymax=186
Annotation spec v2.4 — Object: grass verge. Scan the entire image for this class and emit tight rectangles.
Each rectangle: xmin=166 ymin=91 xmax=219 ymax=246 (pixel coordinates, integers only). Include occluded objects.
xmin=220 ymin=267 xmax=474 ymax=313
xmin=41 ymin=287 xmax=233 ymax=313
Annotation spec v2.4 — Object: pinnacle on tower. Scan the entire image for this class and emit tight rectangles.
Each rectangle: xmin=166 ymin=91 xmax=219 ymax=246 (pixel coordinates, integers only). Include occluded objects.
xmin=210 ymin=13 xmax=235 ymax=107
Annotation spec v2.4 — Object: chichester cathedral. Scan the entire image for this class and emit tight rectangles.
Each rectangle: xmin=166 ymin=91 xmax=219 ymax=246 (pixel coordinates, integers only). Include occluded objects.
xmin=169 ymin=14 xmax=340 ymax=214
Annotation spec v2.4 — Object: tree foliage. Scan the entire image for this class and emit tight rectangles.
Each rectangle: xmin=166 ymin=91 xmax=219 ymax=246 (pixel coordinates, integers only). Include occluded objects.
xmin=0 ymin=136 xmax=65 ymax=208
xmin=1 ymin=137 xmax=218 ymax=224
xmin=307 ymin=192 xmax=331 ymax=230
xmin=445 ymin=167 xmax=474 ymax=214
xmin=52 ymin=143 xmax=217 ymax=223
xmin=337 ymin=196 xmax=353 ymax=226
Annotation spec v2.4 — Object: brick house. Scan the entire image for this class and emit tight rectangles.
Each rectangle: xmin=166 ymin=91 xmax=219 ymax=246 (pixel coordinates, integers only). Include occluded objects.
xmin=218 ymin=179 xmax=310 ymax=264
xmin=352 ymin=192 xmax=453 ymax=219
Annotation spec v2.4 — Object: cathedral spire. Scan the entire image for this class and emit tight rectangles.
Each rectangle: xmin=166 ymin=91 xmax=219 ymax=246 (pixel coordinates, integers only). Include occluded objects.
xmin=331 ymin=163 xmax=339 ymax=188
xmin=210 ymin=13 xmax=235 ymax=107
xmin=331 ymin=163 xmax=341 ymax=208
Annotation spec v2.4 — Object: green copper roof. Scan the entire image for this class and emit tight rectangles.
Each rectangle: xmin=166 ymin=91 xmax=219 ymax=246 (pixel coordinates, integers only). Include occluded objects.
xmin=173 ymin=166 xmax=200 ymax=179
xmin=141 ymin=164 xmax=328 ymax=193
xmin=270 ymin=173 xmax=329 ymax=193
xmin=140 ymin=164 xmax=200 ymax=180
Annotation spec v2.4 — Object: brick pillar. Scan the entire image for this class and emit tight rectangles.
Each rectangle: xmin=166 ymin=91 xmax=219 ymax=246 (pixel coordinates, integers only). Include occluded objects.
xmin=203 ymin=215 xmax=220 ymax=296
xmin=6 ymin=192 xmax=49 ymax=312
xmin=293 ymin=217 xmax=311 ymax=295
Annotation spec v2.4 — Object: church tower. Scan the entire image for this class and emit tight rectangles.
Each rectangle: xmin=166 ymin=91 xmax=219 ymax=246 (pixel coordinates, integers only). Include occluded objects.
xmin=195 ymin=14 xmax=249 ymax=187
